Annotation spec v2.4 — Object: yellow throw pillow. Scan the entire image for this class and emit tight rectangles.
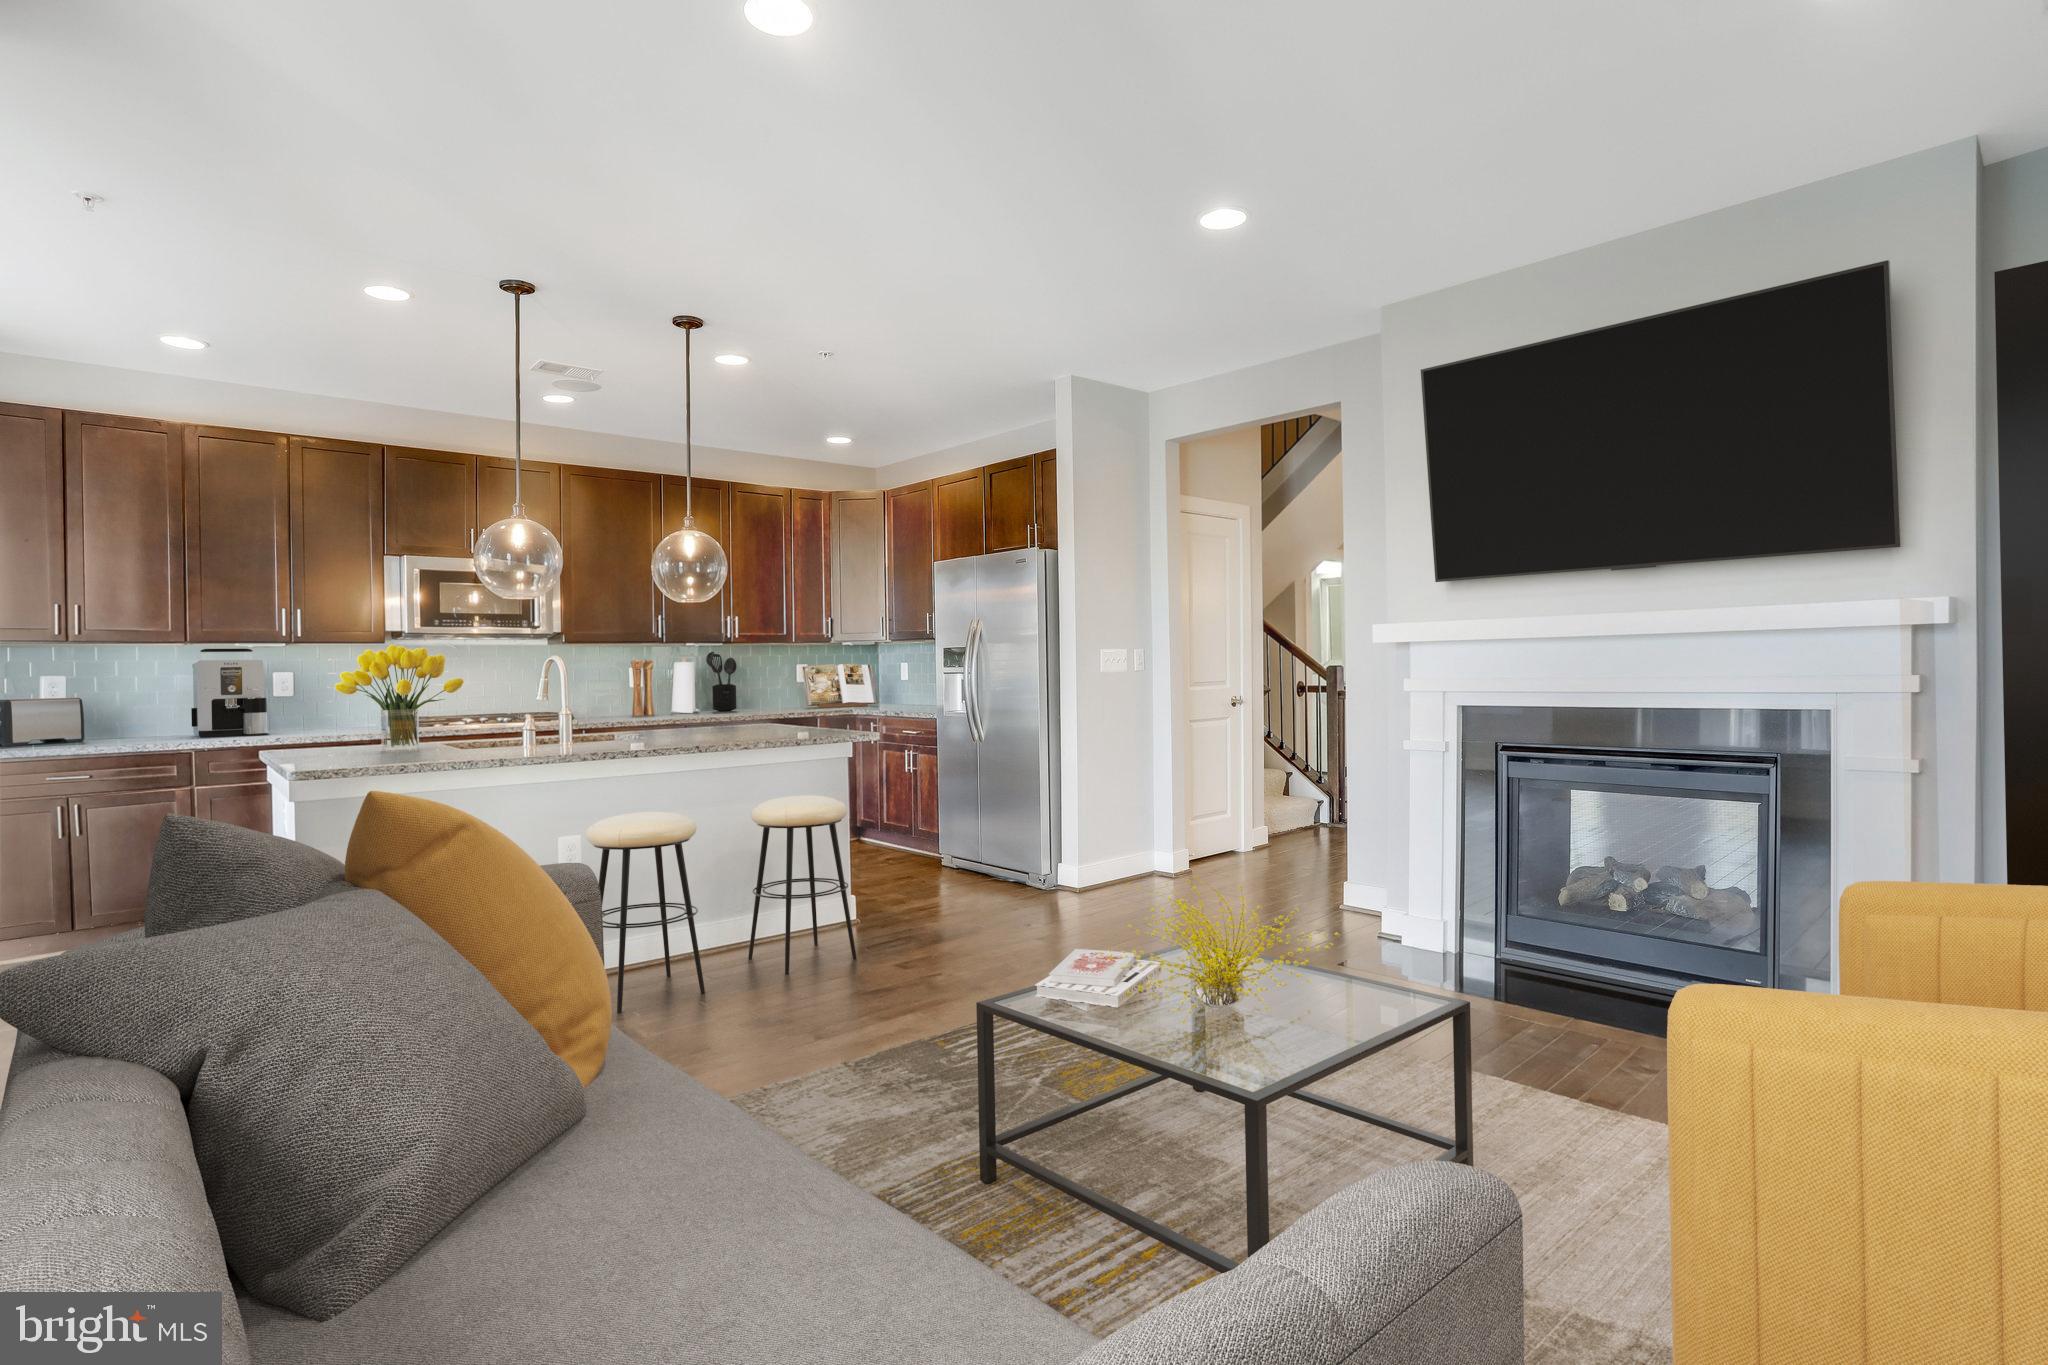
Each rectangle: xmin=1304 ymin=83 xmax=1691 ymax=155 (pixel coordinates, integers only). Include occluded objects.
xmin=345 ymin=791 xmax=610 ymax=1084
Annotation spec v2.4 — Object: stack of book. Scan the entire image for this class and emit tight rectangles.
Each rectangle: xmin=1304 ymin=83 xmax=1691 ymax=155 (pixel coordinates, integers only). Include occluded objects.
xmin=1035 ymin=949 xmax=1158 ymax=1007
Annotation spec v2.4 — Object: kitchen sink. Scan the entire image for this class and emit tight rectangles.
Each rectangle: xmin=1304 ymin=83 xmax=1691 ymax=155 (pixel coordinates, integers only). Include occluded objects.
xmin=447 ymin=731 xmax=637 ymax=750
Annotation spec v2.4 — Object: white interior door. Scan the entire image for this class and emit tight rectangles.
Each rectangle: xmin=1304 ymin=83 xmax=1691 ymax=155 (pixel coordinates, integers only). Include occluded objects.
xmin=1181 ymin=505 xmax=1245 ymax=860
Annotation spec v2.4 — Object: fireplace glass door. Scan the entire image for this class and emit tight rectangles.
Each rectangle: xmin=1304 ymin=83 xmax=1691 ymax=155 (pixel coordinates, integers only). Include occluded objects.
xmin=1496 ymin=748 xmax=1776 ymax=988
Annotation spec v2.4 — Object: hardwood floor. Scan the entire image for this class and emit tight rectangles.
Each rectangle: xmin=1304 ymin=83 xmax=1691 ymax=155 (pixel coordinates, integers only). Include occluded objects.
xmin=617 ymin=827 xmax=1669 ymax=1120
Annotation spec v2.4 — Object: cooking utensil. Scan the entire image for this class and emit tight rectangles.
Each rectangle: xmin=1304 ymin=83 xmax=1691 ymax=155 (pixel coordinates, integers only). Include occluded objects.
xmin=722 ymin=656 xmax=738 ymax=680
xmin=705 ymin=651 xmax=724 ymax=676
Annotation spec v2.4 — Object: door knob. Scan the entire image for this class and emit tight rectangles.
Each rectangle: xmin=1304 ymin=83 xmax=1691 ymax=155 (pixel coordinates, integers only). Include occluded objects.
xmin=1230 ymin=695 xmax=1244 ymax=707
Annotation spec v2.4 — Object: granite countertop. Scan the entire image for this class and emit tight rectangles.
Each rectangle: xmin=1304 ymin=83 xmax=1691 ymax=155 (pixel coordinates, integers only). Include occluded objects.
xmin=0 ymin=705 xmax=938 ymax=763
xmin=264 ymin=721 xmax=877 ymax=783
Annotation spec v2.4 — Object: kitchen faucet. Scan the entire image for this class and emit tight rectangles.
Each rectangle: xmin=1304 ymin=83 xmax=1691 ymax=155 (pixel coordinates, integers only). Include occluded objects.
xmin=536 ymin=654 xmax=574 ymax=753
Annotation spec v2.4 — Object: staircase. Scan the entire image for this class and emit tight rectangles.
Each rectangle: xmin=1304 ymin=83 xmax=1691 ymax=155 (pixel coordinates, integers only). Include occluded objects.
xmin=1262 ymin=623 xmax=1344 ymax=826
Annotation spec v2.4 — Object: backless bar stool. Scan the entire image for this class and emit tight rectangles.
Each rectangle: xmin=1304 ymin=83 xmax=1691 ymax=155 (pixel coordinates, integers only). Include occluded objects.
xmin=586 ymin=811 xmax=704 ymax=1012
xmin=747 ymin=796 xmax=856 ymax=974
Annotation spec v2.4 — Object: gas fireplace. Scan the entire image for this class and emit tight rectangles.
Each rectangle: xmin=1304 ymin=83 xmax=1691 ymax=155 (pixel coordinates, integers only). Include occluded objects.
xmin=1495 ymin=746 xmax=1778 ymax=991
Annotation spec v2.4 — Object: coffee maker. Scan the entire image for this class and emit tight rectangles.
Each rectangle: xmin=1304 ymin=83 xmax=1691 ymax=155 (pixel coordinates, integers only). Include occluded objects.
xmin=192 ymin=648 xmax=269 ymax=737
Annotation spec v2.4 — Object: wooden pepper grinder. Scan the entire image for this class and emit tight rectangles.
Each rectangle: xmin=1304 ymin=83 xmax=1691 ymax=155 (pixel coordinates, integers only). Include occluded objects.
xmin=629 ymin=660 xmax=654 ymax=717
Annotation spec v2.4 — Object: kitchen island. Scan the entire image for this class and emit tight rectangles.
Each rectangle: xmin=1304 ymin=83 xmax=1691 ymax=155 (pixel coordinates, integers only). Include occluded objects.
xmin=264 ymin=723 xmax=870 ymax=971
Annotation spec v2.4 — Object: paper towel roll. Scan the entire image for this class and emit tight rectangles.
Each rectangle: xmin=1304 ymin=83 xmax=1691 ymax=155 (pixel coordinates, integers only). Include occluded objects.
xmin=670 ymin=658 xmax=698 ymax=714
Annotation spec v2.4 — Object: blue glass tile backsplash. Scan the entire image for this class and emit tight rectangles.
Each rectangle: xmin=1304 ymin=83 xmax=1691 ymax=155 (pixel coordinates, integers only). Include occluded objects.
xmin=2 ymin=639 xmax=939 ymax=739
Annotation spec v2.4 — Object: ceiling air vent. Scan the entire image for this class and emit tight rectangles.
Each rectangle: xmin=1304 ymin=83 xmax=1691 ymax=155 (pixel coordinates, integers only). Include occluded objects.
xmin=529 ymin=360 xmax=603 ymax=383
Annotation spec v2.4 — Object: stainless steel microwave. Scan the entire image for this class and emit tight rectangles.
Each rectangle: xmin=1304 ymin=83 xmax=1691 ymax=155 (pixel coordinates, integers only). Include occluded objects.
xmin=384 ymin=556 xmax=558 ymax=638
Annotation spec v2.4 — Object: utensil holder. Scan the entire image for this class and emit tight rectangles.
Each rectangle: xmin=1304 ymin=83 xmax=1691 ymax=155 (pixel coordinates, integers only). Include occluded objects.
xmin=712 ymin=683 xmax=737 ymax=713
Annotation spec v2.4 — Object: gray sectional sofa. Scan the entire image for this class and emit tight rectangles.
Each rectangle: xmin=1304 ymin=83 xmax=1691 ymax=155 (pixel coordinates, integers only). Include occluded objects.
xmin=1 ymin=857 xmax=1525 ymax=1365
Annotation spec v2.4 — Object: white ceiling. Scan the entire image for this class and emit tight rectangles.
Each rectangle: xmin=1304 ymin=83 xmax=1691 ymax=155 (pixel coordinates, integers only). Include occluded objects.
xmin=4 ymin=0 xmax=2046 ymax=466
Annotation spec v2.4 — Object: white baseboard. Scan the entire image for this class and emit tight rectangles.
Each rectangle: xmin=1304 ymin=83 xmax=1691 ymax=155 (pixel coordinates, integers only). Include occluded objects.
xmin=1057 ymin=851 xmax=1164 ymax=889
xmin=1247 ymin=827 xmax=1270 ymax=849
xmin=1341 ymin=881 xmax=1388 ymax=911
xmin=1377 ymin=908 xmax=1449 ymax=953
xmin=1157 ymin=848 xmax=1190 ymax=874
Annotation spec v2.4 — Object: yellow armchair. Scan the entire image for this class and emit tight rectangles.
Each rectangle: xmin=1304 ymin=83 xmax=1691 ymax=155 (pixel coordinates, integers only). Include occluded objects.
xmin=1670 ymin=882 xmax=2048 ymax=1364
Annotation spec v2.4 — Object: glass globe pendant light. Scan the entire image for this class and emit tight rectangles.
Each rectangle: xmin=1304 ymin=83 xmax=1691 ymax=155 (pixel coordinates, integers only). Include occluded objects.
xmin=651 ymin=314 xmax=729 ymax=605
xmin=473 ymin=279 xmax=565 ymax=602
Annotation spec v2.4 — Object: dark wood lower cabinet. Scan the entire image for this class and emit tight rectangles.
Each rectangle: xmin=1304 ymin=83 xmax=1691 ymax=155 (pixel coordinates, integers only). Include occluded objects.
xmin=192 ymin=781 xmax=271 ymax=832
xmin=70 ymin=788 xmax=192 ymax=930
xmin=868 ymin=718 xmax=939 ymax=853
xmin=0 ymin=797 xmax=71 ymax=941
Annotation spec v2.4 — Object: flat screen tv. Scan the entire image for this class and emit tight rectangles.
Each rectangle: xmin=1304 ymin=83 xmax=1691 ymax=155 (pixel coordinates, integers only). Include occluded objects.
xmin=1421 ymin=262 xmax=1898 ymax=581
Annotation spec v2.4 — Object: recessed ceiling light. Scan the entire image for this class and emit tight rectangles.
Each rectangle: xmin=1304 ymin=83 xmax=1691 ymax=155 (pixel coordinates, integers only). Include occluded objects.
xmin=363 ymin=284 xmax=411 ymax=302
xmin=825 ymin=435 xmax=853 ymax=445
xmin=542 ymin=393 xmax=575 ymax=404
xmin=1199 ymin=207 xmax=1247 ymax=231
xmin=714 ymin=353 xmax=750 ymax=366
xmin=744 ymin=0 xmax=813 ymax=36
xmin=159 ymin=334 xmax=208 ymax=350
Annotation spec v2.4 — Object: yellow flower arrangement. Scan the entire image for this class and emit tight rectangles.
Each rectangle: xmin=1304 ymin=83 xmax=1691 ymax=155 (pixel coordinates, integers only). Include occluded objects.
xmin=332 ymin=648 xmax=463 ymax=714
xmin=1143 ymin=889 xmax=1319 ymax=1006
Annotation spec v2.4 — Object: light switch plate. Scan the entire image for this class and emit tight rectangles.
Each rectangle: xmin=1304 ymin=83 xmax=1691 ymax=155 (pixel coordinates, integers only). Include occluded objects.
xmin=557 ymin=834 xmax=583 ymax=862
xmin=38 ymin=676 xmax=64 ymax=698
xmin=1099 ymin=648 xmax=1128 ymax=673
xmin=1132 ymin=649 xmax=1146 ymax=671
xmin=272 ymin=671 xmax=295 ymax=697
xmin=900 ymin=662 xmax=910 ymax=681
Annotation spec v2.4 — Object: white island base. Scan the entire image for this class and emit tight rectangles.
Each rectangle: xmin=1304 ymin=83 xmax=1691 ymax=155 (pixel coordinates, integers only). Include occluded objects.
xmin=265 ymin=726 xmax=858 ymax=972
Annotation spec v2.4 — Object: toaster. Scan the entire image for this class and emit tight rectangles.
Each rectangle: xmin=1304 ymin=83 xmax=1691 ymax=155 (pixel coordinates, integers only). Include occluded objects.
xmin=0 ymin=697 xmax=85 ymax=746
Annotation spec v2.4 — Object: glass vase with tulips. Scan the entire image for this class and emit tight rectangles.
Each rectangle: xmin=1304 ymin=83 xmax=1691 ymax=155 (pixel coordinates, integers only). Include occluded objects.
xmin=334 ymin=647 xmax=464 ymax=750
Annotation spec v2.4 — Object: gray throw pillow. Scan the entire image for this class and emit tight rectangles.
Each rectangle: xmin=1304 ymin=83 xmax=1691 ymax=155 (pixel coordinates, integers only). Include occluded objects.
xmin=0 ymin=892 xmax=586 ymax=1320
xmin=146 ymin=814 xmax=347 ymax=935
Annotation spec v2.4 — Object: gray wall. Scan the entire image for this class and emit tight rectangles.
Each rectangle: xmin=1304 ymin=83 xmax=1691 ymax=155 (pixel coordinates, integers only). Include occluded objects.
xmin=1377 ymin=138 xmax=1985 ymax=884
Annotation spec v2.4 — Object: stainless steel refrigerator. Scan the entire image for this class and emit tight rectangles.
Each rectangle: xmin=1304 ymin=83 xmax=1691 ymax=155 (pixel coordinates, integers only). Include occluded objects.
xmin=936 ymin=549 xmax=1061 ymax=888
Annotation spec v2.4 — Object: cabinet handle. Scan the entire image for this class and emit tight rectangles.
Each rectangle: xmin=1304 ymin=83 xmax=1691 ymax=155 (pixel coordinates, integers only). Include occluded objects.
xmin=72 ymin=603 xmax=81 ymax=636
xmin=72 ymin=803 xmax=82 ymax=837
xmin=42 ymin=773 xmax=91 ymax=782
xmin=294 ymin=608 xmax=303 ymax=638
xmin=280 ymin=607 xmax=288 ymax=637
xmin=52 ymin=602 xmax=61 ymax=637
xmin=55 ymin=806 xmax=65 ymax=841
xmin=468 ymin=527 xmax=476 ymax=552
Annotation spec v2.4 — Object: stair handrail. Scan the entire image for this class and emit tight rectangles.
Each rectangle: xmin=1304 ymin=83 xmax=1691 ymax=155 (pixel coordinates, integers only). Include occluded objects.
xmin=1261 ymin=622 xmax=1345 ymax=825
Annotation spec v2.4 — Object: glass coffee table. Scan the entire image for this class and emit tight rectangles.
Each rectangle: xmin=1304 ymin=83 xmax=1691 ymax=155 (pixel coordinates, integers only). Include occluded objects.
xmin=976 ymin=951 xmax=1472 ymax=1270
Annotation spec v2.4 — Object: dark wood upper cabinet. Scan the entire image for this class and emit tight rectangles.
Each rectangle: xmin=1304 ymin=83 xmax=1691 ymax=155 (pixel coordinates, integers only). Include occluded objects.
xmin=0 ymin=404 xmax=65 ymax=642
xmin=790 ymin=488 xmax=831 ymax=644
xmin=1031 ymin=449 xmax=1057 ymax=550
xmin=64 ymin=411 xmax=185 ymax=643
xmin=983 ymin=455 xmax=1034 ymax=552
xmin=383 ymin=447 xmax=477 ymax=556
xmin=184 ymin=426 xmax=290 ymax=643
xmin=290 ymin=436 xmax=384 ymax=643
xmin=562 ymin=466 xmax=660 ymax=643
xmin=933 ymin=469 xmax=986 ymax=561
xmin=884 ymin=481 xmax=935 ymax=640
xmin=829 ymin=490 xmax=886 ymax=643
xmin=728 ymin=482 xmax=792 ymax=643
xmin=660 ymin=476 xmax=730 ymax=644
xmin=477 ymin=458 xmax=560 ymax=541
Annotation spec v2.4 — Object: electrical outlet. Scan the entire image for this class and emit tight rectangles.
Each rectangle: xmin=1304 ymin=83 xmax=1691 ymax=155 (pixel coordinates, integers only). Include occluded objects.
xmin=38 ymin=676 xmax=65 ymax=698
xmin=1099 ymin=648 xmax=1128 ymax=673
xmin=1132 ymin=649 xmax=1146 ymax=671
xmin=557 ymin=834 xmax=583 ymax=863
xmin=899 ymin=662 xmax=910 ymax=681
xmin=272 ymin=671 xmax=295 ymax=697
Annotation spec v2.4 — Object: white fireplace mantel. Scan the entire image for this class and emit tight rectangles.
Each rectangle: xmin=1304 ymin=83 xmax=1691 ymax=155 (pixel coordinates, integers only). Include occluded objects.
xmin=1371 ymin=596 xmax=1954 ymax=988
xmin=1371 ymin=595 xmax=1952 ymax=645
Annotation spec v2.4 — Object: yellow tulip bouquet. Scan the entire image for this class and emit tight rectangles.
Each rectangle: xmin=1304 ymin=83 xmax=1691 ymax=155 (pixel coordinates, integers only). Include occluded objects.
xmin=335 ymin=646 xmax=464 ymax=749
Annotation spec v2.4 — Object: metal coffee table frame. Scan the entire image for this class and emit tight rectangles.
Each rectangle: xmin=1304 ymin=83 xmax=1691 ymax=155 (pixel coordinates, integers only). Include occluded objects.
xmin=975 ymin=968 xmax=1472 ymax=1272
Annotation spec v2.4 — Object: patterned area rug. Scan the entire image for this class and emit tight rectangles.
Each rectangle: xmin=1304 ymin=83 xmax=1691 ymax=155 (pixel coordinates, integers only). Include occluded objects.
xmin=738 ymin=1016 xmax=1673 ymax=1363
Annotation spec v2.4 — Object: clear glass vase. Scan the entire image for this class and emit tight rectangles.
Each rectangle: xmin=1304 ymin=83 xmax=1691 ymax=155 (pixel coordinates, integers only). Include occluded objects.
xmin=381 ymin=708 xmax=421 ymax=750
